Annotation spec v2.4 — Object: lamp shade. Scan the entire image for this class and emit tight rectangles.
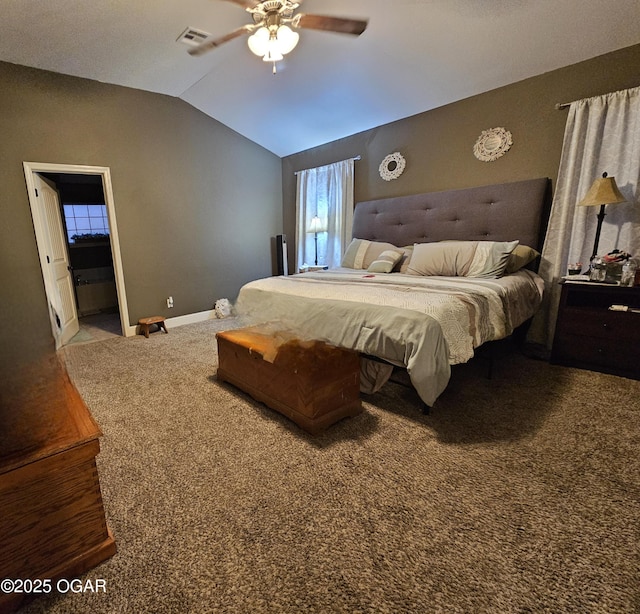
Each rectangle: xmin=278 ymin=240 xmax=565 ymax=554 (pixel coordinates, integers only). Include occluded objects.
xmin=247 ymin=27 xmax=270 ymax=56
xmin=307 ymin=216 xmax=326 ymax=233
xmin=275 ymin=25 xmax=299 ymax=55
xmin=578 ymin=175 xmax=626 ymax=207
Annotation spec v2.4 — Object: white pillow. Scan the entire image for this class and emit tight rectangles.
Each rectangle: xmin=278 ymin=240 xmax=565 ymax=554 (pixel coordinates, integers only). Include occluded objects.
xmin=406 ymin=241 xmax=477 ymax=276
xmin=406 ymin=240 xmax=519 ymax=278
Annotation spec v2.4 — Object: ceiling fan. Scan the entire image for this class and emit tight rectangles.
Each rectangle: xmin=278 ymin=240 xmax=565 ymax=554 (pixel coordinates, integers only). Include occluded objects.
xmin=188 ymin=0 xmax=368 ymax=72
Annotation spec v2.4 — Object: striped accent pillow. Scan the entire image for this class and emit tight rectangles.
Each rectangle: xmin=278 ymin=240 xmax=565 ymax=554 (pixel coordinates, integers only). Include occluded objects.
xmin=368 ymin=249 xmax=404 ymax=273
xmin=466 ymin=240 xmax=519 ymax=278
xmin=341 ymin=239 xmax=399 ymax=269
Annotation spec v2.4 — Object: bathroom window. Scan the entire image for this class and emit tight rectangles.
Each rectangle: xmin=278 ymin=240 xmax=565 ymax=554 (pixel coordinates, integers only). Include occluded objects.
xmin=63 ymin=203 xmax=110 ymax=243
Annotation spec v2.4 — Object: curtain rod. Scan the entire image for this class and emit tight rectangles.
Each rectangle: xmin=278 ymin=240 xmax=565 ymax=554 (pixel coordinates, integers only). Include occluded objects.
xmin=555 ymin=86 xmax=640 ymax=110
xmin=294 ymin=155 xmax=361 ymax=176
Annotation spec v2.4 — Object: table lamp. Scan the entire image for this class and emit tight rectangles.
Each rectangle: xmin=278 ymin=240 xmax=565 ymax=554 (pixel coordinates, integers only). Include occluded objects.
xmin=306 ymin=216 xmax=326 ymax=266
xmin=578 ymin=172 xmax=626 ymax=263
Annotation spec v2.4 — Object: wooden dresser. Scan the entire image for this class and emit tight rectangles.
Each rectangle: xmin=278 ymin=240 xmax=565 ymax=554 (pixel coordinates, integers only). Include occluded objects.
xmin=550 ymin=280 xmax=640 ymax=379
xmin=0 ymin=356 xmax=116 ymax=614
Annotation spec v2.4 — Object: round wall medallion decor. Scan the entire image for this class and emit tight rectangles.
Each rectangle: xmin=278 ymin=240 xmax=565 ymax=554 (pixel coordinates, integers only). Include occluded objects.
xmin=379 ymin=152 xmax=406 ymax=181
xmin=473 ymin=127 xmax=513 ymax=162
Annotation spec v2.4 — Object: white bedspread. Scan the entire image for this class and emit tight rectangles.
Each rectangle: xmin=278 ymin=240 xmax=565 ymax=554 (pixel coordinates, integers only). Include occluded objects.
xmin=234 ymin=269 xmax=544 ymax=406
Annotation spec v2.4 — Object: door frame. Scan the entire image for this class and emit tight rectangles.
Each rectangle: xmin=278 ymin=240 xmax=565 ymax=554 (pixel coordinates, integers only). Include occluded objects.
xmin=23 ymin=161 xmax=134 ymax=341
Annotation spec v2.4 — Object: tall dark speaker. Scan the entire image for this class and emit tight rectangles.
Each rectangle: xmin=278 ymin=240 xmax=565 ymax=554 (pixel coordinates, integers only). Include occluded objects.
xmin=276 ymin=234 xmax=288 ymax=276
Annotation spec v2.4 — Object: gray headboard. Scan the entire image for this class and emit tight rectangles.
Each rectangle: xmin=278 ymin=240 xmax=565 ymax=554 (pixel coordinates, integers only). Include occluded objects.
xmin=352 ymin=178 xmax=550 ymax=251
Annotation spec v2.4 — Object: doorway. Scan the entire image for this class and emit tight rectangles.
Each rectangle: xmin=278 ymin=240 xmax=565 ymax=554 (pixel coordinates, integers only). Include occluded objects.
xmin=23 ymin=162 xmax=131 ymax=348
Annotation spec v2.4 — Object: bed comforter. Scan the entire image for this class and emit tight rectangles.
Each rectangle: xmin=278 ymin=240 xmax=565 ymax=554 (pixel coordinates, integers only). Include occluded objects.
xmin=234 ymin=268 xmax=544 ymax=406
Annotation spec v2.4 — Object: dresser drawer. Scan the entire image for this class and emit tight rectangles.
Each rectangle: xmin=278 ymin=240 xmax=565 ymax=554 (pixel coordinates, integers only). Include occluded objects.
xmin=552 ymin=333 xmax=640 ymax=378
xmin=558 ymin=309 xmax=640 ymax=341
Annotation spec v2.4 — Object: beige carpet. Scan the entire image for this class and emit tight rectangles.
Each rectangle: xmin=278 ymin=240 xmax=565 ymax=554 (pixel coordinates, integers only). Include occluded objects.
xmin=21 ymin=317 xmax=640 ymax=613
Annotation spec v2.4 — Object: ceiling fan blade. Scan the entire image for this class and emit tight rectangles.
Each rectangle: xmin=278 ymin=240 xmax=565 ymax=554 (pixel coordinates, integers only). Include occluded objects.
xmin=188 ymin=25 xmax=252 ymax=56
xmin=295 ymin=14 xmax=368 ymax=36
xmin=220 ymin=0 xmax=262 ymax=8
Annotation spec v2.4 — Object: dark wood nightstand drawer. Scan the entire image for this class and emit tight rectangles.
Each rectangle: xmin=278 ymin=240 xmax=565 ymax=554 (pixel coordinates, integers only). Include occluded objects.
xmin=552 ymin=333 xmax=640 ymax=378
xmin=551 ymin=282 xmax=640 ymax=379
xmin=559 ymin=309 xmax=640 ymax=341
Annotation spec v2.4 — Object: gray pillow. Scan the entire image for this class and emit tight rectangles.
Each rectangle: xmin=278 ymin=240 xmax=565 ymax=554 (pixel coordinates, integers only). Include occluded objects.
xmin=396 ymin=246 xmax=414 ymax=273
xmin=505 ymin=244 xmax=540 ymax=273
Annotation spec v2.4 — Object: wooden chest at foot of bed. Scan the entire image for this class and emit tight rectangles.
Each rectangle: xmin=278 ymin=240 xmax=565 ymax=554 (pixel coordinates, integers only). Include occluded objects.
xmin=216 ymin=327 xmax=362 ymax=435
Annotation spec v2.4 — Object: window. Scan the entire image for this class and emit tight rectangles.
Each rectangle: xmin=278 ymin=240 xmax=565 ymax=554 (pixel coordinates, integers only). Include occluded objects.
xmin=295 ymin=159 xmax=355 ymax=270
xmin=63 ymin=203 xmax=110 ymax=243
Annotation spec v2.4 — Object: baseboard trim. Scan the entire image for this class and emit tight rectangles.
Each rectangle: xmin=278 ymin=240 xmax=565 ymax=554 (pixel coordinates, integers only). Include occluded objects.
xmin=124 ymin=324 xmax=137 ymax=337
xmin=125 ymin=309 xmax=218 ymax=337
xmin=166 ymin=309 xmax=218 ymax=328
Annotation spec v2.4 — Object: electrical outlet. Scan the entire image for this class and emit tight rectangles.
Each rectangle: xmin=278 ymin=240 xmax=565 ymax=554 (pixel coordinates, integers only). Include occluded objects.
xmin=167 ymin=296 xmax=174 ymax=308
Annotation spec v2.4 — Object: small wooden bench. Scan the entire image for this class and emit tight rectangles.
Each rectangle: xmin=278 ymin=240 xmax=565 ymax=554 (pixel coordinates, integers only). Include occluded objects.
xmin=216 ymin=326 xmax=362 ymax=435
xmin=138 ymin=316 xmax=168 ymax=338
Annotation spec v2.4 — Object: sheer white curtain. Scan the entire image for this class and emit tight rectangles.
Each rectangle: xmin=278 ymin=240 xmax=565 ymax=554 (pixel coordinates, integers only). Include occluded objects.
xmin=295 ymin=158 xmax=355 ymax=270
xmin=529 ymin=87 xmax=640 ymax=348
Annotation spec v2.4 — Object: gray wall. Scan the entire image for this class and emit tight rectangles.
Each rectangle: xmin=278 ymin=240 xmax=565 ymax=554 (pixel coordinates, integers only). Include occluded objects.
xmin=3 ymin=44 xmax=639 ymax=371
xmin=0 ymin=61 xmax=282 ymax=372
xmin=282 ymin=44 xmax=640 ymax=272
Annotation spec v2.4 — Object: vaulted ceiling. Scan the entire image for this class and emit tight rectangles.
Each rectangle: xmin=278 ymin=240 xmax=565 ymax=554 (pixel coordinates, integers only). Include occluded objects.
xmin=2 ymin=0 xmax=639 ymax=157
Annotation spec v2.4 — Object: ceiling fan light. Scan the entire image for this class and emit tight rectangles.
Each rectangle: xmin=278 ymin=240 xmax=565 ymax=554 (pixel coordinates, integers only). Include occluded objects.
xmin=247 ymin=26 xmax=269 ymax=56
xmin=275 ymin=25 xmax=299 ymax=55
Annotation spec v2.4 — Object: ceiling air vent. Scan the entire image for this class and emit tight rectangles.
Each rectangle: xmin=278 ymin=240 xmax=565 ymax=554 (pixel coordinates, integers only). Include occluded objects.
xmin=177 ymin=27 xmax=211 ymax=46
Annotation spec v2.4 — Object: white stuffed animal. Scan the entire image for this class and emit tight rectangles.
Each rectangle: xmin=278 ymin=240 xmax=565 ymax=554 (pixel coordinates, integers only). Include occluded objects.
xmin=214 ymin=298 xmax=233 ymax=319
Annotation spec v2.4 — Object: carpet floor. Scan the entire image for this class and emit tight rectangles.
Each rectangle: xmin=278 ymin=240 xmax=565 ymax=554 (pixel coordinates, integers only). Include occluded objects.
xmin=21 ymin=317 xmax=640 ymax=613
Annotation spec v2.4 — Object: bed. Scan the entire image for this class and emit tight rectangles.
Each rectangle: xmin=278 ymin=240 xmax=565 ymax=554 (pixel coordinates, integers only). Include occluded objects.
xmin=235 ymin=178 xmax=550 ymax=407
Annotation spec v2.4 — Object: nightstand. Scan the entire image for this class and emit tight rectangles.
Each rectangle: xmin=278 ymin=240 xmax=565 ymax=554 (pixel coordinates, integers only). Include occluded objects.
xmin=550 ymin=280 xmax=640 ymax=379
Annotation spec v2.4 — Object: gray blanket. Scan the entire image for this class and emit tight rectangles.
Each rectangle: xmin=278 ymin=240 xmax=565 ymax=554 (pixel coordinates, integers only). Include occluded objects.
xmin=236 ymin=288 xmax=450 ymax=406
xmin=234 ymin=270 xmax=543 ymax=406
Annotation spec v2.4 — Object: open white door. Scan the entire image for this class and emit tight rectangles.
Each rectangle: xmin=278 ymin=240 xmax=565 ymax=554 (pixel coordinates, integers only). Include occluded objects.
xmin=32 ymin=174 xmax=79 ymax=347
xmin=24 ymin=161 xmax=132 ymax=341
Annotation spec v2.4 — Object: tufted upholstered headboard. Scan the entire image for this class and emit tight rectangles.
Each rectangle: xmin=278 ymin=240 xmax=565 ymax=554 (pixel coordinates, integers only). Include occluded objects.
xmin=351 ymin=178 xmax=550 ymax=251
